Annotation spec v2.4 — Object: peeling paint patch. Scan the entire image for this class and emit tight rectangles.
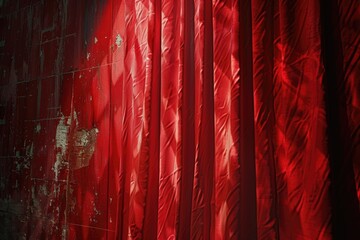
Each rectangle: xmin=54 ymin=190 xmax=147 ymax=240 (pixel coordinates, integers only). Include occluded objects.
xmin=70 ymin=128 xmax=98 ymax=170
xmin=31 ymin=186 xmax=40 ymax=215
xmin=90 ymin=199 xmax=101 ymax=223
xmin=115 ymin=34 xmax=122 ymax=48
xmin=54 ymin=116 xmax=69 ymax=181
xmin=26 ymin=143 xmax=34 ymax=158
xmin=39 ymin=184 xmax=48 ymax=196
xmin=54 ymin=111 xmax=96 ymax=173
xmin=70 ymin=110 xmax=78 ymax=126
xmin=14 ymin=158 xmax=30 ymax=173
xmin=35 ymin=123 xmax=41 ymax=133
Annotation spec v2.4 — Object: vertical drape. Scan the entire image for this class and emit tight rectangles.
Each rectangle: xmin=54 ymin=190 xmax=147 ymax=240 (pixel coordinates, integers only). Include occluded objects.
xmin=108 ymin=0 xmax=360 ymax=239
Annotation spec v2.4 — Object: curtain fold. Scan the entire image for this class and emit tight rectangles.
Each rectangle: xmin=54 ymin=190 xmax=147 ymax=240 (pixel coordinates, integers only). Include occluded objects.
xmin=108 ymin=0 xmax=360 ymax=239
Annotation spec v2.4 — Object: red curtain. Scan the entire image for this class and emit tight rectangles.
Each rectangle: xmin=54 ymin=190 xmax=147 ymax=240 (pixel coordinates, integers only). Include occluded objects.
xmin=108 ymin=0 xmax=360 ymax=239
xmin=1 ymin=0 xmax=360 ymax=239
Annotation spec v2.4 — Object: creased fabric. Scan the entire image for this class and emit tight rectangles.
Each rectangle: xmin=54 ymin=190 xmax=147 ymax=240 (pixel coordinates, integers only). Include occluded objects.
xmin=62 ymin=0 xmax=360 ymax=239
xmin=272 ymin=1 xmax=332 ymax=239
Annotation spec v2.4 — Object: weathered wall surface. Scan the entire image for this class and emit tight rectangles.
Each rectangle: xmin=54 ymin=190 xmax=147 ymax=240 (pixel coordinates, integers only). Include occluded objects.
xmin=0 ymin=0 xmax=122 ymax=238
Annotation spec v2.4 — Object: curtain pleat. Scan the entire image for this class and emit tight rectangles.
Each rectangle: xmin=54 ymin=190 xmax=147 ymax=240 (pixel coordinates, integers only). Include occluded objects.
xmin=273 ymin=0 xmax=332 ymax=239
xmin=213 ymin=0 xmax=242 ymax=238
xmin=252 ymin=0 xmax=279 ymax=239
xmin=191 ymin=0 xmax=215 ymax=239
xmin=157 ymin=0 xmax=183 ymax=238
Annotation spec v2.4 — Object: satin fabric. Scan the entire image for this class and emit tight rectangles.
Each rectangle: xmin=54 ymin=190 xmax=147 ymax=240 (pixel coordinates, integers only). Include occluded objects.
xmin=107 ymin=0 xmax=360 ymax=239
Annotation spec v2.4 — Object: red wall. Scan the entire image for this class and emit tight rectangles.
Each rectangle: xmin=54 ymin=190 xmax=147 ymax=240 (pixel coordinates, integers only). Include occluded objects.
xmin=0 ymin=0 xmax=121 ymax=238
